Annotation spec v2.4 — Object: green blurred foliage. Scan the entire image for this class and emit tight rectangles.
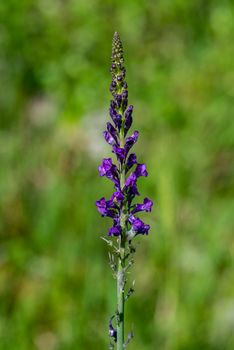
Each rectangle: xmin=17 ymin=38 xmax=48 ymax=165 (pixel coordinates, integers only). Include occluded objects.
xmin=0 ymin=0 xmax=234 ymax=349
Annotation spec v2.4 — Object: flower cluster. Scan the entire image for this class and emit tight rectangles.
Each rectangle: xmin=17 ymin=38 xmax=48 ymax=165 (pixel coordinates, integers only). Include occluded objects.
xmin=96 ymin=32 xmax=153 ymax=240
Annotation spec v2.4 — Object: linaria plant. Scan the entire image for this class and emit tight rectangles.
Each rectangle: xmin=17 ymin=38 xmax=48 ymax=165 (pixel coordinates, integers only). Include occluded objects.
xmin=96 ymin=32 xmax=153 ymax=350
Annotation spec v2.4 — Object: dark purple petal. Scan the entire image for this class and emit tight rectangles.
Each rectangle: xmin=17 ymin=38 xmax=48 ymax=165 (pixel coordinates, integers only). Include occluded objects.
xmin=124 ymin=105 xmax=133 ymax=136
xmin=96 ymin=197 xmax=107 ymax=216
xmin=122 ymin=97 xmax=128 ymax=110
xmin=126 ymin=184 xmax=140 ymax=208
xmin=112 ymin=146 xmax=125 ymax=163
xmin=96 ymin=197 xmax=117 ymax=218
xmin=129 ymin=184 xmax=139 ymax=196
xmin=116 ymin=94 xmax=122 ymax=108
xmin=126 ymin=153 xmax=137 ymax=173
xmin=111 ymin=80 xmax=117 ymax=88
xmin=128 ymin=214 xmax=150 ymax=235
xmin=131 ymin=198 xmax=153 ymax=214
xmin=109 ymin=104 xmax=122 ymax=129
xmin=125 ymin=131 xmax=139 ymax=154
xmin=106 ymin=173 xmax=120 ymax=189
xmin=135 ymin=163 xmax=148 ymax=177
xmin=108 ymin=225 xmax=122 ymax=236
xmin=98 ymin=158 xmax=120 ymax=188
xmin=125 ymin=163 xmax=147 ymax=187
xmin=110 ymin=100 xmax=116 ymax=109
xmin=107 ymin=122 xmax=118 ymax=141
xmin=125 ymin=172 xmax=137 ymax=187
xmin=103 ymin=131 xmax=116 ymax=145
xmin=98 ymin=158 xmax=113 ymax=176
xmin=110 ymin=191 xmax=124 ymax=203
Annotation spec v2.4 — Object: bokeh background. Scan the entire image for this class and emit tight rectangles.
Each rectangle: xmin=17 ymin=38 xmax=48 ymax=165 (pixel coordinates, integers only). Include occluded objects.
xmin=0 ymin=0 xmax=234 ymax=349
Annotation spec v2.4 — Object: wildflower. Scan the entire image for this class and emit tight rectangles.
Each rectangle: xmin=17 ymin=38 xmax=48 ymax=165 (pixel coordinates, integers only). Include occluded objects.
xmin=96 ymin=32 xmax=153 ymax=349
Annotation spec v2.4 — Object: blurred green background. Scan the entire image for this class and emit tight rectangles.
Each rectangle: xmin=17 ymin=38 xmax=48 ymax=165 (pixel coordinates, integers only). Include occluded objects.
xmin=0 ymin=0 xmax=234 ymax=349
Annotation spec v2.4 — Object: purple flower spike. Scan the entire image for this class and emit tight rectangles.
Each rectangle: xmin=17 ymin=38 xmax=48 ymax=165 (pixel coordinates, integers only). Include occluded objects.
xmin=96 ymin=32 xmax=154 ymax=348
xmin=96 ymin=33 xmax=152 ymax=238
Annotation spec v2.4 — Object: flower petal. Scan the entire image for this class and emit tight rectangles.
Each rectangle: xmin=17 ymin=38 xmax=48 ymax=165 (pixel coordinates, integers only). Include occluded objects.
xmin=108 ymin=225 xmax=122 ymax=236
xmin=128 ymin=214 xmax=150 ymax=235
xmin=124 ymin=105 xmax=133 ymax=136
xmin=131 ymin=198 xmax=153 ymax=214
xmin=110 ymin=191 xmax=124 ymax=203
xmin=103 ymin=131 xmax=116 ymax=145
xmin=126 ymin=153 xmax=137 ymax=173
xmin=125 ymin=131 xmax=139 ymax=154
xmin=135 ymin=163 xmax=148 ymax=177
xmin=95 ymin=197 xmax=118 ymax=218
xmin=98 ymin=158 xmax=113 ymax=176
xmin=112 ymin=146 xmax=125 ymax=163
xmin=125 ymin=172 xmax=137 ymax=187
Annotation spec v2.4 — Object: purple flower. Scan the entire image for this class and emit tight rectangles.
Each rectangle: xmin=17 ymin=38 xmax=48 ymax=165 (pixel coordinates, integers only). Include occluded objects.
xmin=125 ymin=131 xmax=139 ymax=154
xmin=124 ymin=105 xmax=133 ymax=135
xmin=128 ymin=214 xmax=150 ymax=235
xmin=95 ymin=197 xmax=117 ymax=218
xmin=98 ymin=158 xmax=114 ymax=176
xmin=109 ymin=103 xmax=122 ymax=129
xmin=125 ymin=164 xmax=148 ymax=188
xmin=131 ymin=198 xmax=153 ymax=214
xmin=135 ymin=163 xmax=148 ymax=177
xmin=128 ymin=183 xmax=140 ymax=197
xmin=96 ymin=197 xmax=107 ymax=216
xmin=103 ymin=131 xmax=116 ymax=145
xmin=98 ymin=158 xmax=120 ymax=188
xmin=107 ymin=122 xmax=118 ymax=143
xmin=112 ymin=146 xmax=125 ymax=163
xmin=125 ymin=172 xmax=137 ymax=187
xmin=108 ymin=224 xmax=122 ymax=236
xmin=126 ymin=153 xmax=137 ymax=173
xmin=110 ymin=191 xmax=124 ymax=203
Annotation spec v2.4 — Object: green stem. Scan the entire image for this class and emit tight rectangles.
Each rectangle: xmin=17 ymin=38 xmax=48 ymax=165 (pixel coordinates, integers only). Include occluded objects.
xmin=117 ymin=130 xmax=126 ymax=350
xmin=117 ymin=249 xmax=125 ymax=350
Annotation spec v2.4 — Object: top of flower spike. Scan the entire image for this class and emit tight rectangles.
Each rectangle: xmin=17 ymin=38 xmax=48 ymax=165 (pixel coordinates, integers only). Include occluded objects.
xmin=96 ymin=32 xmax=153 ymax=238
xmin=112 ymin=32 xmax=124 ymax=65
